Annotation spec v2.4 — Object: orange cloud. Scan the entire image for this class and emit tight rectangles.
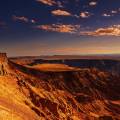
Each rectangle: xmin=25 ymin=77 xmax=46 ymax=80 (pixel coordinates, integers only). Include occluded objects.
xmin=36 ymin=0 xmax=63 ymax=7
xmin=51 ymin=9 xmax=72 ymax=16
xmin=36 ymin=0 xmax=56 ymax=6
xmin=80 ymin=11 xmax=92 ymax=18
xmin=35 ymin=24 xmax=80 ymax=33
xmin=12 ymin=15 xmax=29 ymax=23
xmin=81 ymin=25 xmax=120 ymax=36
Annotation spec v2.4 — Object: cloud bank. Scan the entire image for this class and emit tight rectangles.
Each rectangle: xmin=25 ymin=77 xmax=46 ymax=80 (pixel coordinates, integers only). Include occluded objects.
xmin=81 ymin=25 xmax=120 ymax=36
xmin=35 ymin=24 xmax=80 ymax=33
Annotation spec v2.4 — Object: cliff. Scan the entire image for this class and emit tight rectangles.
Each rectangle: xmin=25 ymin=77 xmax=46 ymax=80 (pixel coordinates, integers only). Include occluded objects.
xmin=0 ymin=60 xmax=120 ymax=120
xmin=0 ymin=53 xmax=8 ymax=75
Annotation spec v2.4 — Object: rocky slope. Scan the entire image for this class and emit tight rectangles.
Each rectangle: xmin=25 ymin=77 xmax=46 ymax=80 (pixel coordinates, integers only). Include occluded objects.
xmin=0 ymin=57 xmax=120 ymax=120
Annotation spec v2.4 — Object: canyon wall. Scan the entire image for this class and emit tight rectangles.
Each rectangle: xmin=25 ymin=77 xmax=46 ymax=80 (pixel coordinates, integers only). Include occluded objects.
xmin=0 ymin=53 xmax=8 ymax=75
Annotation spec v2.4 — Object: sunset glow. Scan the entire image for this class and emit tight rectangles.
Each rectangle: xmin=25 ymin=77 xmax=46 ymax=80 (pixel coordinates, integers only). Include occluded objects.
xmin=0 ymin=0 xmax=120 ymax=56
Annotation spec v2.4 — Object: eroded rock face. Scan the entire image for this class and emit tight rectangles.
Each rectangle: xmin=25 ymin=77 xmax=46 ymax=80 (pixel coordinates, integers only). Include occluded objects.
xmin=0 ymin=53 xmax=7 ymax=61
xmin=0 ymin=61 xmax=120 ymax=120
xmin=0 ymin=53 xmax=8 ymax=75
xmin=11 ymin=62 xmax=119 ymax=120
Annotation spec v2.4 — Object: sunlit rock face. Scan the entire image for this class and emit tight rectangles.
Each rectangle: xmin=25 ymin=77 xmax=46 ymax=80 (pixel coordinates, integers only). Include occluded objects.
xmin=0 ymin=53 xmax=8 ymax=62
xmin=0 ymin=53 xmax=8 ymax=75
xmin=0 ymin=59 xmax=120 ymax=120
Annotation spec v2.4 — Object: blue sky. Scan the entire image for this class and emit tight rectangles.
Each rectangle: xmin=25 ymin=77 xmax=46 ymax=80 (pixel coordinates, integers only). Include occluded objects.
xmin=0 ymin=0 xmax=120 ymax=56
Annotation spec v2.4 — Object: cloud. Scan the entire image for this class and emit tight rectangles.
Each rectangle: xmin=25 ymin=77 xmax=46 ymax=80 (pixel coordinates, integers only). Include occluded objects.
xmin=56 ymin=1 xmax=63 ymax=8
xmin=12 ymin=15 xmax=37 ymax=24
xmin=102 ymin=13 xmax=112 ymax=17
xmin=111 ymin=10 xmax=117 ymax=14
xmin=80 ymin=25 xmax=120 ymax=36
xmin=31 ymin=19 xmax=37 ymax=24
xmin=89 ymin=1 xmax=97 ymax=6
xmin=34 ymin=24 xmax=80 ymax=34
xmin=80 ymin=11 xmax=92 ymax=18
xmin=51 ymin=9 xmax=72 ymax=16
xmin=36 ymin=0 xmax=56 ymax=6
xmin=102 ymin=10 xmax=118 ymax=17
xmin=12 ymin=15 xmax=29 ymax=23
xmin=36 ymin=0 xmax=63 ymax=7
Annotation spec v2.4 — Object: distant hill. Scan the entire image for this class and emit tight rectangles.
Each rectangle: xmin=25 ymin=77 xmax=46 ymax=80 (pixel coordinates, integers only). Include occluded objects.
xmin=10 ymin=54 xmax=120 ymax=60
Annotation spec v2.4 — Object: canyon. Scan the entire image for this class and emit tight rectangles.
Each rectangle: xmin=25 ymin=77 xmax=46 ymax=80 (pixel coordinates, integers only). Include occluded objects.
xmin=0 ymin=53 xmax=120 ymax=120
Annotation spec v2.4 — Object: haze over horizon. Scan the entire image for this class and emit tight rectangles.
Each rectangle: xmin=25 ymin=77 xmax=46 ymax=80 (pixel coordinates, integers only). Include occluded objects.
xmin=1 ymin=0 xmax=120 ymax=56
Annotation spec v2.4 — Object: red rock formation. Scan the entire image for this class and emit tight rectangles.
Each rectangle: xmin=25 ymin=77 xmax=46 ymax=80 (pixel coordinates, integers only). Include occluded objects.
xmin=0 ymin=60 xmax=120 ymax=120
xmin=0 ymin=53 xmax=8 ymax=75
xmin=0 ymin=53 xmax=7 ymax=62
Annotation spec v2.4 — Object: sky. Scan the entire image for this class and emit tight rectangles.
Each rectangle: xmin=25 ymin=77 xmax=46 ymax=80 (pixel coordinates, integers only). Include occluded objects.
xmin=0 ymin=0 xmax=120 ymax=56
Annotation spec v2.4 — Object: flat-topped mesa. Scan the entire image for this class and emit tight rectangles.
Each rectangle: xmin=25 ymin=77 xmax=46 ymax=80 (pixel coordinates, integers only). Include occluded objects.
xmin=0 ymin=53 xmax=8 ymax=75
